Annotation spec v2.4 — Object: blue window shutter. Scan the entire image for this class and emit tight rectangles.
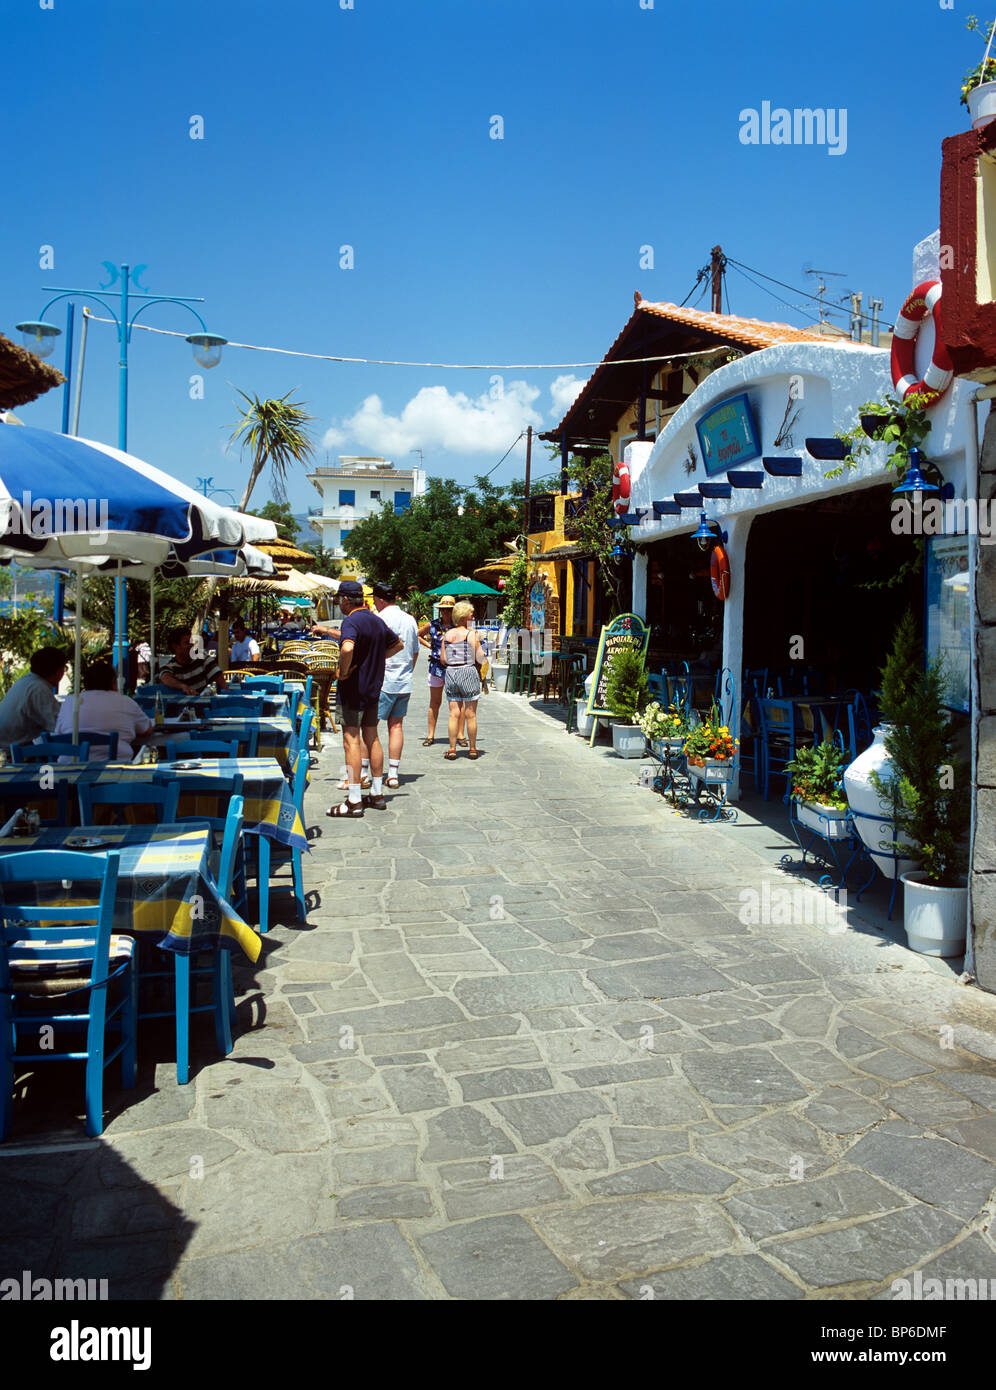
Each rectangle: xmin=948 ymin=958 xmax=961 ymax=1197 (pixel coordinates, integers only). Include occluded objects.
xmin=394 ymin=491 xmax=412 ymax=514
xmin=339 ymin=489 xmax=355 ymax=506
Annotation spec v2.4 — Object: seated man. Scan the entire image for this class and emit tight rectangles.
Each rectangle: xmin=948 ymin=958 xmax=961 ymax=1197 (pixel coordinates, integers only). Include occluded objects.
xmin=54 ymin=659 xmax=153 ymax=761
xmin=0 ymin=646 xmax=68 ymax=750
xmin=230 ymin=618 xmax=260 ymax=664
xmin=160 ymin=627 xmax=227 ymax=695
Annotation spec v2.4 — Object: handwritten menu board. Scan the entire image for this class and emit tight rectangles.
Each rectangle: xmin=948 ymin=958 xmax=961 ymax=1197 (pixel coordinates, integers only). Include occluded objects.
xmin=585 ymin=613 xmax=650 ymax=744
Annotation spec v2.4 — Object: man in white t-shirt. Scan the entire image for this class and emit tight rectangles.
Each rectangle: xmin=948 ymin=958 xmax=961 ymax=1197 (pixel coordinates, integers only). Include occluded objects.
xmin=372 ymin=582 xmax=419 ymax=789
xmin=230 ymin=619 xmax=261 ymax=664
xmin=54 ymin=660 xmax=153 ymax=761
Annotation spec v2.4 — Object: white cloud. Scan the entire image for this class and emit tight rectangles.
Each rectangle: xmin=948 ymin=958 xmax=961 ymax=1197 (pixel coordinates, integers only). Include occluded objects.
xmin=321 ymin=380 xmax=544 ymax=458
xmin=549 ymin=374 xmax=586 ymax=419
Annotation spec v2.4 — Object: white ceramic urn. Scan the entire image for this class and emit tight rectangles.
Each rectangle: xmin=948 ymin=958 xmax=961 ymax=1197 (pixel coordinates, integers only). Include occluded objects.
xmin=842 ymin=726 xmax=917 ymax=880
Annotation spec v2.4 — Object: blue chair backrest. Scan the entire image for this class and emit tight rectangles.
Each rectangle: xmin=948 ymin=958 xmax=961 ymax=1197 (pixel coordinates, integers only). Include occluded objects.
xmin=239 ymin=677 xmax=284 ymax=693
xmin=165 ymin=773 xmax=245 ymax=831
xmin=217 ymin=795 xmax=244 ymax=898
xmin=295 ymin=707 xmax=313 ymax=750
xmin=290 ymin=748 xmax=309 ymax=815
xmin=744 ymin=668 xmax=768 ymax=697
xmin=0 ymin=849 xmax=120 ymax=989
xmin=757 ymin=698 xmax=796 ymax=738
xmin=78 ymin=780 xmax=180 ymax=824
xmin=646 ymin=673 xmax=667 ymax=699
xmin=11 ymin=740 xmax=90 ymax=764
xmin=163 ymin=737 xmax=239 ymax=761
xmin=210 ymin=697 xmax=265 ymax=715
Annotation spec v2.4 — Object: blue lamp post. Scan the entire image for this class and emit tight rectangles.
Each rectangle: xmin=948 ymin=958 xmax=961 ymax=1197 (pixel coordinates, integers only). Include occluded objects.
xmin=16 ymin=263 xmax=227 ymax=687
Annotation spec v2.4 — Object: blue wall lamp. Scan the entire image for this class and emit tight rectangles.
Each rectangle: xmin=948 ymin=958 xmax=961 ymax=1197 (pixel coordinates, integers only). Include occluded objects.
xmin=893 ymin=448 xmax=955 ymax=500
xmin=692 ymin=512 xmax=728 ymax=552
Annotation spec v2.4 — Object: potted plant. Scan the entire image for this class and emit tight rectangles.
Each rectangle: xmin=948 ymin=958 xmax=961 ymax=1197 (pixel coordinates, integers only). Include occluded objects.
xmin=962 ymin=16 xmax=996 ymax=129
xmin=682 ymin=704 xmax=737 ymax=784
xmin=879 ymin=661 xmax=971 ymax=957
xmin=605 ymin=645 xmax=650 ymax=757
xmin=638 ymin=701 xmax=689 ymax=756
xmin=784 ymin=740 xmax=851 ymax=839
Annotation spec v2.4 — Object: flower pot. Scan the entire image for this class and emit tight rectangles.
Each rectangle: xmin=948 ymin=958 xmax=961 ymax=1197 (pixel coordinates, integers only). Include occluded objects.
xmin=797 ymin=801 xmax=851 ymax=840
xmin=686 ymin=757 xmax=734 ymax=785
xmin=491 ymin=662 xmax=509 ymax=688
xmin=575 ymin=700 xmax=595 ymax=737
xmin=860 ymin=412 xmax=902 ymax=440
xmin=900 ymin=872 xmax=968 ymax=957
xmin=843 ymin=726 xmax=917 ymax=880
xmin=968 ymin=80 xmax=996 ymax=130
xmin=651 ymin=737 xmax=685 ymax=759
xmin=611 ymin=721 xmax=647 ymax=758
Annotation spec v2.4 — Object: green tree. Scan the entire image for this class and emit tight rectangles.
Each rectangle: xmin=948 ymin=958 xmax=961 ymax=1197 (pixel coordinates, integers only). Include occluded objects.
xmin=558 ymin=448 xmax=628 ymax=615
xmin=248 ymin=500 xmax=299 ymax=545
xmin=228 ymin=390 xmax=318 ymax=510
xmin=343 ymin=475 xmax=525 ymax=593
xmin=299 ymin=541 xmax=345 ymax=579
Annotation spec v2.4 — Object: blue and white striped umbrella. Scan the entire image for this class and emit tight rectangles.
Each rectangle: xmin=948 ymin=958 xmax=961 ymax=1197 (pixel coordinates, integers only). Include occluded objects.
xmin=0 ymin=425 xmax=275 ymax=564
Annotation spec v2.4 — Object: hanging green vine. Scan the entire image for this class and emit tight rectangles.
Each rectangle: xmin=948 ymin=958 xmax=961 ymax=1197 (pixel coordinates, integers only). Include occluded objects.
xmin=501 ymin=545 xmax=531 ymax=627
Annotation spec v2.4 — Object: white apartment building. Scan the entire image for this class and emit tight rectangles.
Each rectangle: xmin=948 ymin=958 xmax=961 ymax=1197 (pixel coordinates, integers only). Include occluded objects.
xmin=307 ymin=456 xmax=427 ymax=557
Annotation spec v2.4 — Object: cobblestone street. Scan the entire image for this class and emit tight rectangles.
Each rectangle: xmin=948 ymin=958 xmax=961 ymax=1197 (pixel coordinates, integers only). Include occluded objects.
xmin=4 ymin=684 xmax=996 ymax=1301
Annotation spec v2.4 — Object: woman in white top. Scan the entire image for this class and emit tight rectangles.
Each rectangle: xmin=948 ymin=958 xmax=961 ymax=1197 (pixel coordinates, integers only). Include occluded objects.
xmin=54 ymin=660 xmax=153 ymax=761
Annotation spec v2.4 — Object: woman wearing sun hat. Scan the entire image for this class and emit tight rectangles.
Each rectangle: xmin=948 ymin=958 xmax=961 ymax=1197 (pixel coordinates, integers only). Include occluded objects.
xmin=418 ymin=595 xmax=466 ymax=747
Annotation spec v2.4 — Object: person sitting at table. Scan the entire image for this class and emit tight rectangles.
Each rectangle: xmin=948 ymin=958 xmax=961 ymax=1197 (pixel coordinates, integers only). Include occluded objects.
xmin=54 ymin=659 xmax=153 ymax=761
xmin=230 ymin=618 xmax=261 ymax=664
xmin=160 ymin=627 xmax=227 ymax=695
xmin=0 ymin=646 xmax=68 ymax=751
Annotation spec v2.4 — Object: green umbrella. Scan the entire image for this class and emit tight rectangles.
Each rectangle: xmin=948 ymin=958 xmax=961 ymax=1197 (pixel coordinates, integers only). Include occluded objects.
xmin=424 ymin=576 xmax=502 ymax=597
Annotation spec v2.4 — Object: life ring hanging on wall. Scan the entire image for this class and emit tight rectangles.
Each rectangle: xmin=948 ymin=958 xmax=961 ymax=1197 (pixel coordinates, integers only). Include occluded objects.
xmin=710 ymin=544 xmax=732 ymax=600
xmin=890 ymin=280 xmax=954 ymax=407
xmin=611 ymin=459 xmax=631 ymax=516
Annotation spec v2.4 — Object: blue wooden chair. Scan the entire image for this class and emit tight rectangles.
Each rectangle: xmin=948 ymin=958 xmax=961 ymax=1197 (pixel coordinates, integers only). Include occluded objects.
xmin=757 ymin=698 xmax=811 ymax=801
xmin=137 ymin=794 xmax=244 ymax=1083
xmin=11 ymin=739 xmax=90 ymax=764
xmin=646 ymin=673 xmax=668 ymax=701
xmin=836 ymin=690 xmax=874 ymax=761
xmin=78 ymin=781 xmax=180 ymax=826
xmin=292 ymin=707 xmax=313 ymax=759
xmin=163 ymin=737 xmax=240 ymax=761
xmin=252 ymin=749 xmax=308 ymax=934
xmin=0 ymin=850 xmax=136 ymax=1139
xmin=209 ymin=697 xmax=265 ymax=716
xmin=744 ymin=668 xmax=768 ymax=698
xmin=0 ymin=781 xmax=72 ymax=829
xmin=14 ymin=731 xmax=120 ymax=761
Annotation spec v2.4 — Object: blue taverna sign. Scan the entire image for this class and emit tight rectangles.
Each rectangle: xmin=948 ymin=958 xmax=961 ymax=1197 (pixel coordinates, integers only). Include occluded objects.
xmin=695 ymin=393 xmax=761 ymax=477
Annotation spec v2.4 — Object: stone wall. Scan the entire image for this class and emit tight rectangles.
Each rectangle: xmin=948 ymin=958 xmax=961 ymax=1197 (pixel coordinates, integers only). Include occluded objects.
xmin=973 ymin=405 xmax=996 ymax=991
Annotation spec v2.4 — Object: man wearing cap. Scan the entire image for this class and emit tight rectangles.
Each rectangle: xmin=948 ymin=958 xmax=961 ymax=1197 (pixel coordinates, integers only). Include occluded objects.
xmin=326 ymin=580 xmax=403 ymax=818
xmin=371 ymin=581 xmax=420 ymax=788
xmin=418 ymin=596 xmax=466 ymax=747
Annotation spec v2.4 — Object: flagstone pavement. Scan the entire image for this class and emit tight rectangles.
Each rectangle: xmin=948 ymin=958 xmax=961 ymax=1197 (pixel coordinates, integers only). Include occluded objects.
xmin=4 ymin=682 xmax=996 ymax=1301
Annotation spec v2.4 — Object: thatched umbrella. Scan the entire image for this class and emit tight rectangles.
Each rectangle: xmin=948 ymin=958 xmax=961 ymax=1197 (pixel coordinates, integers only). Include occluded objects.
xmin=0 ymin=332 xmax=66 ymax=409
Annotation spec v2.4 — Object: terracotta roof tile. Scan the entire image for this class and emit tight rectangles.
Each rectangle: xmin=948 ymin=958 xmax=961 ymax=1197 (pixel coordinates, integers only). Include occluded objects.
xmin=632 ymin=296 xmax=847 ymax=349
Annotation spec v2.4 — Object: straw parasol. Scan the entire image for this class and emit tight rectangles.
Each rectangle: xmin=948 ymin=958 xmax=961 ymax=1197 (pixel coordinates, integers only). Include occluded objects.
xmin=0 ymin=333 xmax=65 ymax=409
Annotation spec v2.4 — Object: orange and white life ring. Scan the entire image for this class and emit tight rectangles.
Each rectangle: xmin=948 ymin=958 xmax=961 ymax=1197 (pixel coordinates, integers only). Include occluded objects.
xmin=710 ymin=544 xmax=731 ymax=600
xmin=611 ymin=460 xmax=631 ymax=517
xmin=890 ymin=280 xmax=953 ymax=408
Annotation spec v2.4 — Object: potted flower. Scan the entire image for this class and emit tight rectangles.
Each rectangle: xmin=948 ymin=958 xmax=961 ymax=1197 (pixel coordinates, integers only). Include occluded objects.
xmin=638 ymin=701 xmax=689 ymax=757
xmin=784 ymin=740 xmax=851 ymax=839
xmin=682 ymin=704 xmax=737 ymax=784
xmin=880 ymin=660 xmax=971 ymax=957
xmin=962 ymin=16 xmax=996 ymax=129
xmin=605 ymin=644 xmax=650 ymax=757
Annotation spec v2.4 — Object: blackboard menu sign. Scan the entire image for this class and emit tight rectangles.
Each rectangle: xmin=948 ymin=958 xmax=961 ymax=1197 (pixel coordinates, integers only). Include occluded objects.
xmin=585 ymin=612 xmax=650 ymax=745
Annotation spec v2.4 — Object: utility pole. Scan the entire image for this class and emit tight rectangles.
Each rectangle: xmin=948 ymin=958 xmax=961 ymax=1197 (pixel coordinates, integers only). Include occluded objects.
xmin=849 ymin=291 xmax=863 ymax=342
xmin=524 ymin=426 xmax=532 ymax=506
xmin=710 ymin=245 xmax=725 ymax=314
xmin=869 ymin=297 xmax=883 ymax=347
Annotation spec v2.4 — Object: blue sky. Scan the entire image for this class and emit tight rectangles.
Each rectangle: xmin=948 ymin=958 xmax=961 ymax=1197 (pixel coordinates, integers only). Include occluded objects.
xmin=1 ymin=0 xmax=980 ymax=519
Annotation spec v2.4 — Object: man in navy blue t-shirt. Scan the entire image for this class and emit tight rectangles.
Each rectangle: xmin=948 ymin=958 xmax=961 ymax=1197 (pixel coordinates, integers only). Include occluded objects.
xmin=327 ymin=581 xmax=402 ymax=818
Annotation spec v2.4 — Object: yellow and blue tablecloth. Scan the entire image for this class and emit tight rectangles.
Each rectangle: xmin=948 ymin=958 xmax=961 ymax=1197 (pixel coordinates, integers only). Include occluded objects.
xmin=167 ymin=716 xmax=298 ymax=771
xmin=0 ymin=758 xmax=307 ymax=851
xmin=0 ymin=823 xmax=261 ymax=960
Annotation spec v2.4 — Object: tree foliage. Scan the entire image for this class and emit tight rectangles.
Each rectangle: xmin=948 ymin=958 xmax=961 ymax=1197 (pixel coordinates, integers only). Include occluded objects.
xmin=248 ymin=500 xmax=299 ymax=545
xmin=563 ymin=448 xmax=628 ymax=615
xmin=228 ymin=390 xmax=317 ymax=510
xmin=342 ymin=475 xmax=525 ymax=593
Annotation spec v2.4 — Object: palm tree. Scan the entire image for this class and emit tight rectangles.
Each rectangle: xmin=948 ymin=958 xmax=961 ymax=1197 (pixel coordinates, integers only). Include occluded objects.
xmin=228 ymin=389 xmax=317 ymax=510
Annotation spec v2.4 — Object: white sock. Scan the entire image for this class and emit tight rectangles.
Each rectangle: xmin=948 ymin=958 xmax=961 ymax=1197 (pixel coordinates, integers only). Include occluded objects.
xmin=371 ymin=775 xmax=383 ymax=795
xmin=347 ymin=782 xmax=362 ymax=804
xmin=389 ymin=759 xmax=400 ymax=778
xmin=361 ymin=758 xmax=370 ymax=777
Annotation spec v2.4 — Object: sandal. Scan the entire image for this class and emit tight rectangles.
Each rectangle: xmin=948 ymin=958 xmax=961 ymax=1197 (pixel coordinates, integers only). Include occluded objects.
xmin=457 ymin=738 xmax=468 ymax=747
xmin=444 ymin=750 xmax=458 ymax=760
xmin=386 ymin=776 xmax=400 ymax=789
xmin=422 ymin=738 xmax=433 ymax=746
xmin=327 ymin=800 xmax=364 ymax=817
xmin=336 ymin=776 xmax=371 ymax=791
xmin=467 ymin=750 xmax=479 ymax=759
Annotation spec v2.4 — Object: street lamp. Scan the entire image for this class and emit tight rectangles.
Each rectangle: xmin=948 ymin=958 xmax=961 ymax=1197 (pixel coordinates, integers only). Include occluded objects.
xmin=16 ymin=261 xmax=228 ymax=687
